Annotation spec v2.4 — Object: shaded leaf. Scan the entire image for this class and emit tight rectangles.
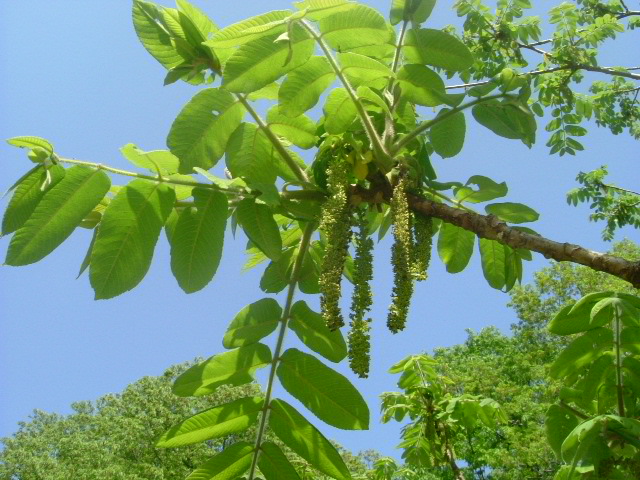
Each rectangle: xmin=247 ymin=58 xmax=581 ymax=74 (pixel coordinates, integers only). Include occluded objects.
xmin=267 ymin=107 xmax=317 ymax=149
xmin=223 ymin=298 xmax=282 ymax=348
xmin=549 ymin=328 xmax=613 ymax=379
xmin=185 ymin=441 xmax=254 ymax=480
xmin=294 ymin=0 xmax=358 ymax=20
xmin=485 ymin=202 xmax=539 ymax=223
xmin=430 ymin=109 xmax=466 ymax=158
xmin=545 ymin=404 xmax=580 ymax=459
xmin=289 ymin=300 xmax=347 ymax=363
xmin=404 ymin=29 xmax=474 ymax=72
xmin=323 ymin=87 xmax=357 ymax=134
xmin=338 ymin=52 xmax=392 ymax=89
xmin=258 ymin=441 xmax=302 ymax=480
xmin=236 ymin=198 xmax=282 ymax=261
xmin=397 ymin=64 xmax=446 ymax=107
xmin=479 ymin=238 xmax=506 ymax=290
xmin=437 ymin=221 xmax=475 ymax=273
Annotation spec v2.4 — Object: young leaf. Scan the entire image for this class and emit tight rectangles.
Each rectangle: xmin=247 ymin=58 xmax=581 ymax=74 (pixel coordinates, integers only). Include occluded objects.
xmin=173 ymin=343 xmax=272 ymax=397
xmin=2 ymin=165 xmax=65 ymax=235
xmin=269 ymin=399 xmax=351 ymax=480
xmin=485 ymin=202 xmax=540 ymax=223
xmin=185 ymin=441 xmax=254 ymax=480
xmin=266 ymin=107 xmax=317 ymax=149
xmin=289 ymin=300 xmax=348 ymax=362
xmin=225 ymin=123 xmax=278 ymax=185
xmin=223 ymin=298 xmax=282 ymax=349
xmin=454 ymin=175 xmax=508 ymax=203
xmin=236 ymin=198 xmax=282 ymax=261
xmin=222 ymin=25 xmax=314 ymax=94
xmin=278 ymin=56 xmax=336 ymax=117
xmin=89 ymin=179 xmax=175 ymax=300
xmin=338 ymin=52 xmax=393 ymax=89
xmin=170 ymin=188 xmax=228 ymax=294
xmin=437 ymin=222 xmax=475 ymax=273
xmin=258 ymin=441 xmax=302 ymax=480
xmin=132 ymin=0 xmax=185 ymax=70
xmin=403 ymin=29 xmax=474 ymax=72
xmin=5 ymin=166 xmax=110 ymax=266
xmin=397 ymin=64 xmax=446 ymax=107
xmin=167 ymin=88 xmax=244 ymax=174
xmin=6 ymin=136 xmax=54 ymax=154
xmin=277 ymin=348 xmax=369 ymax=430
xmin=157 ymin=397 xmax=264 ymax=448
xmin=430 ymin=109 xmax=466 ymax=158
xmin=323 ymin=87 xmax=357 ymax=134
xmin=478 ymin=238 xmax=506 ymax=290
xmin=119 ymin=143 xmax=180 ymax=175
xmin=319 ymin=4 xmax=389 ymax=51
xmin=207 ymin=10 xmax=291 ymax=49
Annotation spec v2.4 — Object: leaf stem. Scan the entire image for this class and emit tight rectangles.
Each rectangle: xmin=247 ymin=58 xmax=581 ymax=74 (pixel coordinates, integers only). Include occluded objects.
xmin=247 ymin=222 xmax=315 ymax=480
xmin=57 ymin=157 xmax=238 ymax=193
xmin=390 ymin=94 xmax=507 ymax=155
xmin=298 ymin=19 xmax=393 ymax=172
xmin=235 ymin=94 xmax=309 ymax=184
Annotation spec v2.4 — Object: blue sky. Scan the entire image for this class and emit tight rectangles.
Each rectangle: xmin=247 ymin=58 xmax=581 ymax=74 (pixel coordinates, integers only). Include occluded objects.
xmin=1 ymin=0 xmax=638 ymax=461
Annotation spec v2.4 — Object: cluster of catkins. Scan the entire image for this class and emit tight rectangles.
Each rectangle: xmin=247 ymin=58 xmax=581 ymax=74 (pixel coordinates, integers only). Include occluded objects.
xmin=318 ymin=159 xmax=433 ymax=377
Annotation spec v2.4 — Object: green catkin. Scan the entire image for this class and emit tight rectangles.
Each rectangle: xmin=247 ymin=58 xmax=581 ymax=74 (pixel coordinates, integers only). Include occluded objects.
xmin=348 ymin=209 xmax=374 ymax=378
xmin=411 ymin=214 xmax=433 ymax=281
xmin=387 ymin=174 xmax=414 ymax=334
xmin=318 ymin=158 xmax=352 ymax=331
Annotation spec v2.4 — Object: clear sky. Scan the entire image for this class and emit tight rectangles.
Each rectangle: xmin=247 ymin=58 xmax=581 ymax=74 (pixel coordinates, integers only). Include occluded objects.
xmin=0 ymin=0 xmax=638 ymax=461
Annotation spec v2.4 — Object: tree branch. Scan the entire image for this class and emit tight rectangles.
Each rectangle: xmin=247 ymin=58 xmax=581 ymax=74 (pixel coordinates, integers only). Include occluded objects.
xmin=353 ymin=185 xmax=640 ymax=288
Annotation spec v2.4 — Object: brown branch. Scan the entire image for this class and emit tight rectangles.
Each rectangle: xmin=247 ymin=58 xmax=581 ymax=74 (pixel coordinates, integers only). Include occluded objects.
xmin=353 ymin=185 xmax=640 ymax=288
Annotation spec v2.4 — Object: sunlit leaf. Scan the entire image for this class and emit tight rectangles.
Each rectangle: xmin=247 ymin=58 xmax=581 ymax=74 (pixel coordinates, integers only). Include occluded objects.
xmin=319 ymin=4 xmax=389 ymax=50
xmin=455 ymin=175 xmax=508 ymax=204
xmin=207 ymin=10 xmax=291 ymax=48
xmin=397 ymin=64 xmax=446 ymax=107
xmin=132 ymin=0 xmax=185 ymax=70
xmin=258 ymin=441 xmax=301 ymax=480
xmin=173 ymin=343 xmax=272 ymax=397
xmin=170 ymin=188 xmax=227 ymax=293
xmin=236 ymin=198 xmax=282 ymax=261
xmin=323 ymin=87 xmax=357 ymax=134
xmin=294 ymin=0 xmax=358 ymax=20
xmin=185 ymin=441 xmax=254 ymax=480
xmin=269 ymin=399 xmax=351 ymax=480
xmin=277 ymin=348 xmax=369 ymax=429
xmin=6 ymin=166 xmax=110 ymax=266
xmin=157 ymin=397 xmax=263 ymax=447
xmin=223 ymin=298 xmax=282 ymax=348
xmin=338 ymin=52 xmax=392 ymax=89
xmin=120 ymin=143 xmax=180 ymax=175
xmin=6 ymin=136 xmax=54 ymax=154
xmin=479 ymin=238 xmax=506 ymax=290
xmin=279 ymin=57 xmax=335 ymax=117
xmin=266 ymin=107 xmax=317 ymax=149
xmin=430 ymin=109 xmax=466 ymax=158
xmin=437 ymin=222 xmax=475 ymax=273
xmin=289 ymin=300 xmax=347 ymax=362
xmin=225 ymin=123 xmax=278 ymax=185
xmin=167 ymin=88 xmax=244 ymax=174
xmin=485 ymin=202 xmax=540 ymax=223
xmin=549 ymin=328 xmax=613 ymax=379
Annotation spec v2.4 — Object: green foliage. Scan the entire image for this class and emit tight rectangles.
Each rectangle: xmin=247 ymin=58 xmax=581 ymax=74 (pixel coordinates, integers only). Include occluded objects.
xmin=3 ymin=0 xmax=640 ymax=478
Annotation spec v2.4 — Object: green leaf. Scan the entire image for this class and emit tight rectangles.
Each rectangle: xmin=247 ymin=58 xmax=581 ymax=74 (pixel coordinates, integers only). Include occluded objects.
xmin=6 ymin=136 xmax=54 ymax=154
xmin=430 ymin=109 xmax=466 ymax=158
xmin=167 ymin=88 xmax=245 ymax=174
xmin=549 ymin=328 xmax=613 ymax=379
xmin=294 ymin=0 xmax=358 ymax=20
xmin=338 ymin=52 xmax=392 ymax=89
xmin=247 ymin=82 xmax=280 ymax=101
xmin=157 ymin=397 xmax=264 ymax=448
xmin=319 ymin=4 xmax=389 ymax=50
xmin=258 ymin=441 xmax=301 ymax=480
xmin=485 ymin=202 xmax=539 ymax=223
xmin=437 ymin=222 xmax=475 ymax=273
xmin=479 ymin=238 xmax=506 ymax=290
xmin=2 ymin=165 xmax=65 ymax=235
xmin=225 ymin=123 xmax=279 ymax=185
xmin=269 ymin=399 xmax=351 ymax=480
xmin=170 ymin=188 xmax=227 ymax=294
xmin=76 ymin=225 xmax=99 ymax=279
xmin=277 ymin=348 xmax=369 ymax=429
xmin=132 ymin=0 xmax=185 ymax=70
xmin=119 ymin=143 xmax=179 ymax=175
xmin=6 ymin=166 xmax=110 ymax=266
xmin=176 ymin=0 xmax=218 ymax=47
xmin=621 ymin=326 xmax=640 ymax=354
xmin=173 ymin=343 xmax=272 ymax=397
xmin=89 ymin=179 xmax=175 ymax=300
xmin=404 ymin=29 xmax=474 ymax=72
xmin=236 ymin=198 xmax=282 ymax=261
xmin=260 ymin=248 xmax=295 ymax=293
xmin=266 ymin=107 xmax=317 ymax=149
xmin=545 ymin=405 xmax=580 ymax=459
xmin=279 ymin=56 xmax=335 ymax=117
xmin=223 ymin=298 xmax=282 ymax=349
xmin=397 ymin=64 xmax=446 ymax=107
xmin=207 ymin=10 xmax=291 ymax=48
xmin=222 ymin=25 xmax=314 ymax=94
xmin=323 ymin=87 xmax=357 ymax=134
xmin=290 ymin=300 xmax=347 ymax=363
xmin=472 ymin=100 xmax=537 ymax=147
xmin=185 ymin=441 xmax=254 ymax=480
xmin=455 ymin=175 xmax=508 ymax=203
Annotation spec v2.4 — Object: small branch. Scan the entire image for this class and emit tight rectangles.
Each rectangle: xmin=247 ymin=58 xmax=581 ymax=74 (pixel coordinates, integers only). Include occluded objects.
xmin=353 ymin=184 xmax=640 ymax=287
xmin=299 ymin=20 xmax=393 ymax=172
xmin=390 ymin=93 xmax=507 ymax=154
xmin=247 ymin=223 xmax=315 ymax=480
xmin=235 ymin=95 xmax=309 ymax=184
xmin=577 ymin=64 xmax=640 ymax=81
xmin=57 ymin=157 xmax=236 ymax=193
xmin=598 ymin=182 xmax=640 ymax=197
